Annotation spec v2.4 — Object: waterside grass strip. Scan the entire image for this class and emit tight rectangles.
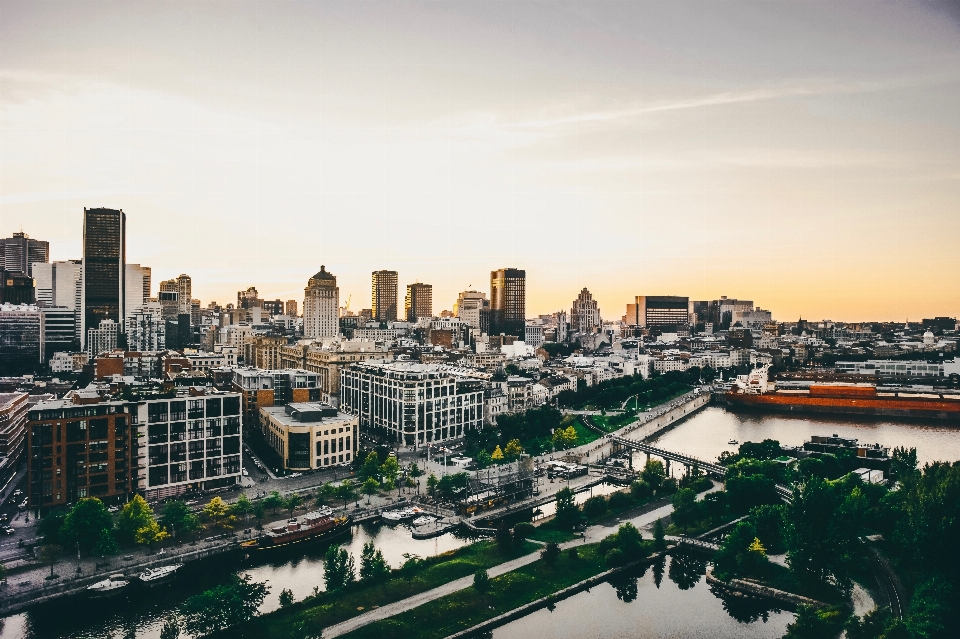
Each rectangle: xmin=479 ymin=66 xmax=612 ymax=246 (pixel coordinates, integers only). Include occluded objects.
xmin=705 ymin=569 xmax=829 ymax=610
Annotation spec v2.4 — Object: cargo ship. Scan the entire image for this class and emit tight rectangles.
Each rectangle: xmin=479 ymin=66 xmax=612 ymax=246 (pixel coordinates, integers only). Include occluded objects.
xmin=240 ymin=511 xmax=351 ymax=552
xmin=726 ymin=366 xmax=960 ymax=420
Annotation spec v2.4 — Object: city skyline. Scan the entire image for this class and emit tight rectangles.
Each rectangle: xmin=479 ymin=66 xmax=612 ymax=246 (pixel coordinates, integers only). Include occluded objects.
xmin=1 ymin=1 xmax=959 ymax=321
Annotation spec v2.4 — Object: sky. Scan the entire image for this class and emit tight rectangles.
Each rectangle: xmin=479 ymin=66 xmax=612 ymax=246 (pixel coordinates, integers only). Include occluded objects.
xmin=1 ymin=0 xmax=959 ymax=322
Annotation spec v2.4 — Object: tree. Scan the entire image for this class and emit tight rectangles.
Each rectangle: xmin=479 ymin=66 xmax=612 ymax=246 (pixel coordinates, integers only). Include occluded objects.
xmin=437 ymin=473 xmax=470 ymax=502
xmin=202 ymin=497 xmax=235 ymax=529
xmin=495 ymin=522 xmax=513 ymax=553
xmin=380 ymin=456 xmax=400 ymax=487
xmin=476 ymin=450 xmax=493 ymax=469
xmin=616 ymin=522 xmax=643 ymax=558
xmin=264 ymin=490 xmax=284 ymax=514
xmin=503 ymin=439 xmax=524 ymax=459
xmin=640 ymin=459 xmax=666 ymax=489
xmin=426 ymin=474 xmax=439 ymax=498
xmin=582 ymin=495 xmax=608 ymax=520
xmin=542 ymin=542 xmax=561 ymax=566
xmin=284 ymin=494 xmax=304 ymax=517
xmin=40 ymin=543 xmax=61 ymax=579
xmin=359 ymin=451 xmax=381 ymax=483
xmin=361 ymin=477 xmax=380 ymax=504
xmin=713 ymin=521 xmax=766 ymax=581
xmin=161 ymin=500 xmax=200 ymax=539
xmin=135 ymin=520 xmax=170 ymax=548
xmin=316 ymin=482 xmax=337 ymax=508
xmin=653 ymin=518 xmax=666 ymax=551
xmin=552 ymin=426 xmax=578 ymax=450
xmin=786 ymin=476 xmax=858 ymax=591
xmin=513 ymin=522 xmax=534 ymax=548
xmin=554 ymin=487 xmax=582 ymax=530
xmin=181 ymin=574 xmax=270 ymax=636
xmin=408 ymin=463 xmax=424 ymax=494
xmin=473 ymin=568 xmax=491 ymax=601
xmin=115 ymin=495 xmax=160 ymax=546
xmin=400 ymin=553 xmax=422 ymax=589
xmin=491 ymin=445 xmax=504 ymax=462
xmin=359 ymin=541 xmax=391 ymax=584
xmin=233 ymin=493 xmax=254 ymax=525
xmin=278 ymin=588 xmax=295 ymax=608
xmin=159 ymin=616 xmax=181 ymax=639
xmin=252 ymin=501 xmax=267 ymax=529
xmin=323 ymin=544 xmax=356 ymax=591
xmin=336 ymin=480 xmax=358 ymax=508
xmin=670 ymin=488 xmax=702 ymax=532
xmin=94 ymin=528 xmax=119 ymax=556
xmin=59 ymin=498 xmax=114 ymax=553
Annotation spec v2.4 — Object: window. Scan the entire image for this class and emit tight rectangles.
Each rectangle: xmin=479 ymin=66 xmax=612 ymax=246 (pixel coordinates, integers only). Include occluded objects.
xmin=148 ymin=403 xmax=168 ymax=424
xmin=149 ymin=445 xmax=168 ymax=465
xmin=66 ymin=421 xmax=86 ymax=442
xmin=188 ymin=440 xmax=204 ymax=460
xmin=170 ymin=422 xmax=186 ymax=442
xmin=206 ymin=398 xmax=222 ymax=417
xmin=188 ymin=400 xmax=205 ymax=419
xmin=188 ymin=421 xmax=204 ymax=440
xmin=223 ymin=396 xmax=240 ymax=416
xmin=206 ymin=438 xmax=222 ymax=457
xmin=224 ymin=436 xmax=240 ymax=455
xmin=223 ymin=416 xmax=240 ymax=435
xmin=206 ymin=419 xmax=221 ymax=438
xmin=189 ymin=460 xmax=204 ymax=480
xmin=149 ymin=465 xmax=168 ymax=487
xmin=89 ymin=418 xmax=108 ymax=441
xmin=170 ymin=463 xmax=187 ymax=483
xmin=206 ymin=457 xmax=222 ymax=477
xmin=170 ymin=442 xmax=187 ymax=462
xmin=148 ymin=423 xmax=168 ymax=445
xmin=170 ymin=401 xmax=187 ymax=421
xmin=224 ymin=455 xmax=241 ymax=474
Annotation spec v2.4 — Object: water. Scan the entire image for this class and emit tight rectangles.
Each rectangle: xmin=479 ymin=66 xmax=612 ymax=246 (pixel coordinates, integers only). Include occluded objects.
xmin=492 ymin=554 xmax=793 ymax=639
xmin=4 ymin=407 xmax=958 ymax=638
xmin=648 ymin=406 xmax=960 ymax=469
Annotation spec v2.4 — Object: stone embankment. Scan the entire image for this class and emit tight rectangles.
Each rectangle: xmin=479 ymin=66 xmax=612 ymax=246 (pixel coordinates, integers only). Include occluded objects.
xmin=705 ymin=569 xmax=828 ymax=610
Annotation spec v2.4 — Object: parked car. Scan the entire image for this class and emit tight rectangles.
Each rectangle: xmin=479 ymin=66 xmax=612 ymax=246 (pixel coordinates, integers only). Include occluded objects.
xmin=12 ymin=490 xmax=23 ymax=498
xmin=1 ymin=526 xmax=15 ymax=535
xmin=107 ymin=505 xmax=120 ymax=513
xmin=17 ymin=499 xmax=28 ymax=511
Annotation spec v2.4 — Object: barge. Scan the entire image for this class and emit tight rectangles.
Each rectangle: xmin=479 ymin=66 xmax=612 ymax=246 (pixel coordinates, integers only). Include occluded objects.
xmin=240 ymin=511 xmax=351 ymax=552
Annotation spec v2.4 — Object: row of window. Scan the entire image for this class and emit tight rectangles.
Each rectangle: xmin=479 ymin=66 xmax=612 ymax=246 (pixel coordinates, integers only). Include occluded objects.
xmin=148 ymin=455 xmax=242 ymax=486
xmin=148 ymin=436 xmax=241 ymax=464
xmin=147 ymin=418 xmax=240 ymax=443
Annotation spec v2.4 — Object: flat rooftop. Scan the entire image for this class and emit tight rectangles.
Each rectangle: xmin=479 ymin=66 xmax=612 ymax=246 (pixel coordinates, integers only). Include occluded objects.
xmin=262 ymin=403 xmax=354 ymax=426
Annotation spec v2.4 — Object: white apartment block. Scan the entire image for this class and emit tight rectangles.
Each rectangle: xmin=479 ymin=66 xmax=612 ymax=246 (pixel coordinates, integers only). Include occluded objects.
xmin=87 ymin=319 xmax=119 ymax=358
xmin=303 ymin=266 xmax=340 ymax=339
xmin=127 ymin=302 xmax=166 ymax=352
xmin=835 ymin=359 xmax=960 ymax=378
xmin=260 ymin=402 xmax=357 ymax=470
xmin=340 ymin=362 xmax=484 ymax=446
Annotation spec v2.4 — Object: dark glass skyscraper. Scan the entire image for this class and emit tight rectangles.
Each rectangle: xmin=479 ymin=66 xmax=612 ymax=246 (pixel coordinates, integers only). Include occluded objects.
xmin=371 ymin=270 xmax=399 ymax=323
xmin=81 ymin=208 xmax=126 ymax=348
xmin=490 ymin=268 xmax=526 ymax=338
xmin=0 ymin=231 xmax=49 ymax=276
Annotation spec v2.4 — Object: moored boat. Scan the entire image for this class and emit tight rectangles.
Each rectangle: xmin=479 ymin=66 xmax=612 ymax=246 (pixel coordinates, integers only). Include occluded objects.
xmin=87 ymin=574 xmax=130 ymax=598
xmin=239 ymin=512 xmax=351 ymax=552
xmin=137 ymin=563 xmax=183 ymax=586
xmin=412 ymin=515 xmax=437 ymax=527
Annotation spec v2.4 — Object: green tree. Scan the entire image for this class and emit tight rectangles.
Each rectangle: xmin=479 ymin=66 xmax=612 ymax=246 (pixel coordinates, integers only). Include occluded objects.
xmin=160 ymin=500 xmax=200 ymax=539
xmin=582 ymin=495 xmax=608 ymax=520
xmin=513 ymin=522 xmax=535 ymax=547
xmin=94 ymin=528 xmax=119 ymax=556
xmin=40 ymin=544 xmax=61 ymax=579
xmin=134 ymin=520 xmax=169 ymax=548
xmin=263 ymin=490 xmax=284 ymax=514
xmin=359 ymin=451 xmax=381 ymax=483
xmin=554 ymin=487 xmax=582 ymax=530
xmin=233 ymin=493 xmax=254 ymax=525
xmin=670 ymin=488 xmax=702 ymax=532
xmin=615 ymin=522 xmax=643 ymax=558
xmin=59 ymin=498 xmax=114 ymax=552
xmin=653 ymin=518 xmax=666 ymax=551
xmin=316 ymin=482 xmax=337 ymax=508
xmin=713 ymin=520 xmax=762 ymax=581
xmin=400 ymin=553 xmax=422 ymax=589
xmin=278 ymin=588 xmax=295 ymax=608
xmin=115 ymin=495 xmax=159 ymax=546
xmin=542 ymin=541 xmax=561 ymax=566
xmin=323 ymin=544 xmax=356 ymax=591
xmin=361 ymin=477 xmax=380 ymax=504
xmin=495 ymin=522 xmax=513 ymax=553
xmin=284 ymin=493 xmax=304 ymax=517
xmin=181 ymin=574 xmax=270 ymax=636
xmin=252 ymin=501 xmax=267 ymax=529
xmin=336 ymin=480 xmax=358 ymax=508
xmin=473 ymin=568 xmax=491 ymax=601
xmin=476 ymin=450 xmax=493 ymax=469
xmin=359 ymin=541 xmax=391 ymax=584
xmin=380 ymin=456 xmax=401 ymax=486
xmin=426 ymin=473 xmax=439 ymax=497
xmin=640 ymin=459 xmax=665 ymax=489
xmin=787 ymin=477 xmax=858 ymax=591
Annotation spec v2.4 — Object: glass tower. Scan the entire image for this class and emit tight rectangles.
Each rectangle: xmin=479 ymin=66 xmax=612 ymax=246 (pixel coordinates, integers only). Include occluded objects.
xmin=81 ymin=208 xmax=126 ymax=348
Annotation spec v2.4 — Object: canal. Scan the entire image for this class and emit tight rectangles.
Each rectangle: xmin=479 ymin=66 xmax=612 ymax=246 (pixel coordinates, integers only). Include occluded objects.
xmin=2 ymin=406 xmax=957 ymax=638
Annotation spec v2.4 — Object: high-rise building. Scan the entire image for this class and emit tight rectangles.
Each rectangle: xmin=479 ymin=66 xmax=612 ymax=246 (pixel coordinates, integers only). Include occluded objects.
xmin=87 ymin=319 xmax=119 ymax=358
xmin=141 ymin=266 xmax=151 ymax=301
xmin=0 ymin=304 xmax=42 ymax=374
xmin=0 ymin=232 xmax=49 ymax=277
xmin=371 ymin=270 xmax=399 ymax=323
xmin=173 ymin=274 xmax=192 ymax=316
xmin=0 ymin=271 xmax=34 ymax=305
xmin=127 ymin=302 xmax=166 ymax=351
xmin=303 ymin=266 xmax=340 ymax=339
xmin=237 ymin=286 xmax=260 ymax=309
xmin=404 ymin=283 xmax=433 ymax=322
xmin=81 ymin=208 xmax=126 ymax=349
xmin=455 ymin=290 xmax=490 ymax=333
xmin=41 ymin=307 xmax=77 ymax=361
xmin=625 ymin=296 xmax=690 ymax=330
xmin=125 ymin=264 xmax=149 ymax=321
xmin=33 ymin=260 xmax=82 ymax=338
xmin=570 ymin=288 xmax=600 ymax=333
xmin=490 ymin=268 xmax=526 ymax=338
xmin=285 ymin=300 xmax=298 ymax=317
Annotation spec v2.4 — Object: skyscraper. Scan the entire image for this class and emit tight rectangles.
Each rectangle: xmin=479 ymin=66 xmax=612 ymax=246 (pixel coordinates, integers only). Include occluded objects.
xmin=455 ymin=290 xmax=490 ymax=333
xmin=490 ymin=268 xmax=526 ymax=338
xmin=371 ymin=270 xmax=399 ymax=323
xmin=570 ymin=288 xmax=600 ymax=333
xmin=303 ymin=266 xmax=339 ymax=338
xmin=0 ymin=231 xmax=49 ymax=277
xmin=81 ymin=208 xmax=126 ymax=349
xmin=125 ymin=264 xmax=148 ymax=320
xmin=405 ymin=283 xmax=433 ymax=322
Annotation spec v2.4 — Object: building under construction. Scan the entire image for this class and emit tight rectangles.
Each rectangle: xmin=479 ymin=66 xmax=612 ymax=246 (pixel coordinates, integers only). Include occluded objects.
xmin=460 ymin=456 xmax=535 ymax=516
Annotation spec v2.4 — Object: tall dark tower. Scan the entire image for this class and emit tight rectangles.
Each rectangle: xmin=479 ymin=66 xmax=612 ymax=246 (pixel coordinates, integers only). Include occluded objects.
xmin=81 ymin=207 xmax=126 ymax=348
xmin=490 ymin=268 xmax=526 ymax=338
xmin=371 ymin=270 xmax=399 ymax=323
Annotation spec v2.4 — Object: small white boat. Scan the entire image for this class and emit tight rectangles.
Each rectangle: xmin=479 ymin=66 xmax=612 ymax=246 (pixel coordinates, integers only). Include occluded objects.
xmin=728 ymin=439 xmax=739 ymax=445
xmin=137 ymin=564 xmax=183 ymax=586
xmin=412 ymin=516 xmax=437 ymax=527
xmin=87 ymin=574 xmax=130 ymax=597
xmin=382 ymin=509 xmax=410 ymax=523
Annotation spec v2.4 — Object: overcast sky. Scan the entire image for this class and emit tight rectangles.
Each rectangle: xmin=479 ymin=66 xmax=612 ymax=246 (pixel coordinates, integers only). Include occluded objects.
xmin=1 ymin=1 xmax=958 ymax=322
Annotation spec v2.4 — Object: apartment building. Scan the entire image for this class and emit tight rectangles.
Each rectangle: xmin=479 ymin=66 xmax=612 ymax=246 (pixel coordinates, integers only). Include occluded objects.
xmin=259 ymin=402 xmax=357 ymax=471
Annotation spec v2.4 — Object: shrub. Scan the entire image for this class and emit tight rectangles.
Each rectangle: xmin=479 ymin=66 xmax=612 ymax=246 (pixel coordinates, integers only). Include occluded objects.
xmin=608 ymin=491 xmax=633 ymax=510
xmin=660 ymin=478 xmax=678 ymax=495
xmin=582 ymin=495 xmax=608 ymax=520
xmin=567 ymin=547 xmax=579 ymax=560
xmin=513 ymin=522 xmax=535 ymax=546
xmin=605 ymin=547 xmax=625 ymax=567
xmin=542 ymin=542 xmax=561 ymax=566
xmin=630 ymin=480 xmax=651 ymax=500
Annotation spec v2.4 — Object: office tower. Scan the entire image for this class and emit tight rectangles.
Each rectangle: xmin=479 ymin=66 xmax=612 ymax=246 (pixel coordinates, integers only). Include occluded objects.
xmin=141 ymin=266 xmax=151 ymax=301
xmin=371 ymin=270 xmax=398 ymax=323
xmin=237 ymin=286 xmax=260 ymax=309
xmin=87 ymin=319 xmax=119 ymax=357
xmin=262 ymin=299 xmax=284 ymax=316
xmin=625 ymin=296 xmax=690 ymax=330
xmin=81 ymin=208 xmax=125 ymax=349
xmin=127 ymin=302 xmax=166 ymax=351
xmin=490 ymin=268 xmax=526 ymax=338
xmin=125 ymin=264 xmax=148 ymax=320
xmin=455 ymin=290 xmax=490 ymax=333
xmin=40 ymin=307 xmax=77 ymax=361
xmin=0 ymin=271 xmax=35 ymax=305
xmin=0 ymin=231 xmax=49 ymax=277
xmin=303 ymin=266 xmax=339 ymax=339
xmin=34 ymin=260 xmax=83 ymax=338
xmin=570 ymin=288 xmax=601 ymax=333
xmin=0 ymin=304 xmax=43 ymax=374
xmin=158 ymin=280 xmax=180 ymax=320
xmin=285 ymin=300 xmax=298 ymax=317
xmin=173 ymin=274 xmax=192 ymax=316
xmin=405 ymin=283 xmax=433 ymax=322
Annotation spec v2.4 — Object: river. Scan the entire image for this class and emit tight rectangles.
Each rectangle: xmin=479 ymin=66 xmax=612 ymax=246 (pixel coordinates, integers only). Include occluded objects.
xmin=2 ymin=406 xmax=958 ymax=638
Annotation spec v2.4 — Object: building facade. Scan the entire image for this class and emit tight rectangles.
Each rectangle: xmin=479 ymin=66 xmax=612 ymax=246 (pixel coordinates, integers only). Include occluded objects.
xmin=303 ymin=266 xmax=340 ymax=339
xmin=127 ymin=303 xmax=166 ymax=352
xmin=570 ymin=288 xmax=600 ymax=333
xmin=404 ymin=283 xmax=433 ymax=322
xmin=0 ymin=303 xmax=43 ymax=374
xmin=259 ymin=402 xmax=357 ymax=470
xmin=0 ymin=392 xmax=29 ymax=485
xmin=371 ymin=270 xmax=399 ymax=322
xmin=81 ymin=208 xmax=126 ymax=350
xmin=0 ymin=231 xmax=49 ymax=277
xmin=625 ymin=295 xmax=690 ymax=330
xmin=87 ymin=319 xmax=119 ymax=358
xmin=490 ymin=268 xmax=525 ymax=338
xmin=340 ymin=362 xmax=484 ymax=446
xmin=0 ymin=271 xmax=35 ymax=305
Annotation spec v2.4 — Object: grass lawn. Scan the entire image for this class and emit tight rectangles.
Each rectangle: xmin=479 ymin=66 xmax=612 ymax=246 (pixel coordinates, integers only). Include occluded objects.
xmin=339 ymin=543 xmax=624 ymax=639
xmin=737 ymin=561 xmax=848 ymax=607
xmin=527 ymin=527 xmax=578 ymax=543
xmin=213 ymin=540 xmax=540 ymax=639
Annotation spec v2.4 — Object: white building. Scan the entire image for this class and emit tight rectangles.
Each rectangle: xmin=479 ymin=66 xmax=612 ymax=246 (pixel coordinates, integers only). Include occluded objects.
xmin=836 ymin=359 xmax=960 ymax=378
xmin=340 ymin=361 xmax=484 ymax=446
xmin=303 ymin=266 xmax=340 ymax=339
xmin=127 ymin=302 xmax=166 ymax=352
xmin=524 ymin=321 xmax=545 ymax=349
xmin=86 ymin=319 xmax=119 ymax=358
xmin=260 ymin=402 xmax=357 ymax=470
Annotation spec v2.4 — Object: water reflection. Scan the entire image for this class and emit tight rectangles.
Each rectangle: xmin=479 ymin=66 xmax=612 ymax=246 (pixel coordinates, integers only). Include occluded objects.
xmin=492 ymin=555 xmax=793 ymax=639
